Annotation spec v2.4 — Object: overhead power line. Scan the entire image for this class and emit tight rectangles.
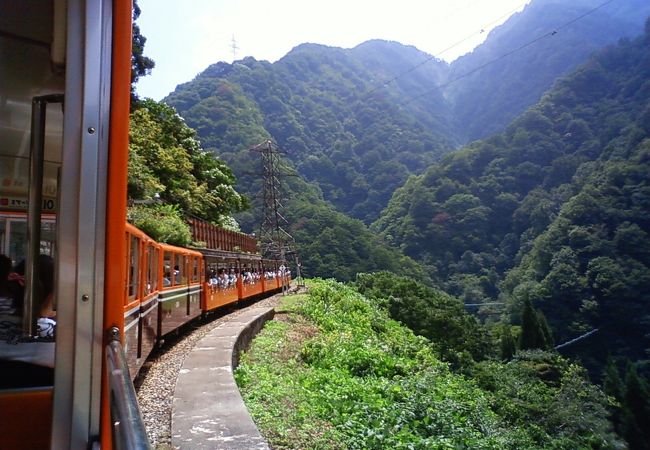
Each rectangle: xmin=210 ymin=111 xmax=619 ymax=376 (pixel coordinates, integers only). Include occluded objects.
xmin=555 ymin=328 xmax=599 ymax=350
xmin=400 ymin=0 xmax=618 ymax=106
xmin=464 ymin=302 xmax=505 ymax=307
xmin=406 ymin=0 xmax=618 ymax=103
xmin=362 ymin=0 xmax=531 ymax=99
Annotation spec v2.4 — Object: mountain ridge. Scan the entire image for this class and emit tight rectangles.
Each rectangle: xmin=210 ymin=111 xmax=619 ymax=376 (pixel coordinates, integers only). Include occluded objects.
xmin=374 ymin=19 xmax=650 ymax=376
xmin=164 ymin=0 xmax=650 ymax=224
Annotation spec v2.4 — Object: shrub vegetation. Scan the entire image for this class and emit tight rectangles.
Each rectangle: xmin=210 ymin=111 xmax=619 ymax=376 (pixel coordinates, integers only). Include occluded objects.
xmin=236 ymin=279 xmax=618 ymax=449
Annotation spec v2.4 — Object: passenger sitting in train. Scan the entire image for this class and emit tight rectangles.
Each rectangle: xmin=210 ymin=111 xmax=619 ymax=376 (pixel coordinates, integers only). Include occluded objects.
xmin=7 ymin=255 xmax=56 ymax=339
xmin=217 ymin=269 xmax=227 ymax=288
xmin=208 ymin=270 xmax=219 ymax=290
xmin=163 ymin=270 xmax=171 ymax=287
xmin=36 ymin=256 xmax=56 ymax=339
xmin=243 ymin=270 xmax=253 ymax=284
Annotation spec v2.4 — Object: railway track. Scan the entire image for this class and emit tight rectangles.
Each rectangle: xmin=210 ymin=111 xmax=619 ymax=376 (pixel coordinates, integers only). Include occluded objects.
xmin=135 ymin=294 xmax=285 ymax=448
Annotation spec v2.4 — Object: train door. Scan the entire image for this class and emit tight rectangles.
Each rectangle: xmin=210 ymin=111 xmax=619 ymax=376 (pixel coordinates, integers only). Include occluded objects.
xmin=0 ymin=1 xmax=132 ymax=448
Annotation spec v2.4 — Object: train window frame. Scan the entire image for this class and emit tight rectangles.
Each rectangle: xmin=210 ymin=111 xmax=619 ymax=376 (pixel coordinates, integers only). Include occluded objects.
xmin=127 ymin=234 xmax=140 ymax=301
xmin=192 ymin=256 xmax=199 ymax=283
xmin=146 ymin=244 xmax=158 ymax=294
xmin=163 ymin=251 xmax=173 ymax=288
xmin=175 ymin=254 xmax=185 ymax=285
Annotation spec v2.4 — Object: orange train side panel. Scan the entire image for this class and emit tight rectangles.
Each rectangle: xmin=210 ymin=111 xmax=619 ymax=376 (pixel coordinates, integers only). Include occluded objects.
xmin=0 ymin=389 xmax=53 ymax=450
xmin=242 ymin=280 xmax=263 ymax=298
xmin=101 ymin=0 xmax=133 ymax=448
xmin=205 ymin=286 xmax=240 ymax=310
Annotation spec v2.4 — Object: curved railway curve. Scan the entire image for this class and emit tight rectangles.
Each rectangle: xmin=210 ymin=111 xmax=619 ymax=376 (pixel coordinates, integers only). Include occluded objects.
xmin=136 ymin=294 xmax=285 ymax=447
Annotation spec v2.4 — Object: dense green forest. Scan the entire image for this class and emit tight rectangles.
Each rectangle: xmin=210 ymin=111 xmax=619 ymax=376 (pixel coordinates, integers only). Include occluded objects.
xmin=127 ymin=98 xmax=247 ymax=244
xmin=131 ymin=0 xmax=650 ymax=370
xmin=375 ymin=21 xmax=650 ymax=379
xmin=165 ymin=43 xmax=455 ymax=224
xmin=132 ymin=0 xmax=650 ymax=377
xmin=126 ymin=97 xmax=429 ymax=282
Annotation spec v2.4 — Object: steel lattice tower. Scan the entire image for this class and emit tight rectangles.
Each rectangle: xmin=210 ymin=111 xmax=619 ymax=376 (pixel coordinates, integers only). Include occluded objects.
xmin=251 ymin=140 xmax=293 ymax=259
xmin=251 ymin=140 xmax=304 ymax=287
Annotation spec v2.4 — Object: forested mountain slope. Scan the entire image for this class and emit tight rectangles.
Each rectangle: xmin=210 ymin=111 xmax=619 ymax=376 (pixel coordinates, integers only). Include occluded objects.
xmin=162 ymin=0 xmax=648 ymax=225
xmin=166 ymin=41 xmax=456 ymax=223
xmin=374 ymin=20 xmax=650 ymax=375
xmin=447 ymin=0 xmax=650 ymax=141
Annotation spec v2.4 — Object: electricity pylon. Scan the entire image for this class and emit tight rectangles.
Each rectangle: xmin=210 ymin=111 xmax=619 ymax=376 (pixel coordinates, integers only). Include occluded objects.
xmin=250 ymin=140 xmax=303 ymax=287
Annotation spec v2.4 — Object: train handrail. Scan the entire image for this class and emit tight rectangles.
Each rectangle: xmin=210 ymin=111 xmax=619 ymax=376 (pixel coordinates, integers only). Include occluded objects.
xmin=106 ymin=327 xmax=152 ymax=450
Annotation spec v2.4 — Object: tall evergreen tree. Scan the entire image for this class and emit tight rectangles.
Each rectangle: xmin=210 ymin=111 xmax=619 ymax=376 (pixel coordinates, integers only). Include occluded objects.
xmin=519 ymin=298 xmax=547 ymax=350
xmin=500 ymin=325 xmax=516 ymax=360
xmin=131 ymin=0 xmax=155 ymax=102
xmin=622 ymin=363 xmax=650 ymax=450
xmin=603 ymin=357 xmax=625 ymax=434
xmin=536 ymin=311 xmax=553 ymax=349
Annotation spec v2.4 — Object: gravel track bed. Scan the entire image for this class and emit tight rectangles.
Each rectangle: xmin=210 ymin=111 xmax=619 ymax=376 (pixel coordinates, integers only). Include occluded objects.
xmin=135 ymin=294 xmax=284 ymax=449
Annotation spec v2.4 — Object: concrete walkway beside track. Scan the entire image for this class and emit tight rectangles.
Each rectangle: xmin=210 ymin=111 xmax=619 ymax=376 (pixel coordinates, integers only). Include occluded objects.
xmin=172 ymin=306 xmax=275 ymax=450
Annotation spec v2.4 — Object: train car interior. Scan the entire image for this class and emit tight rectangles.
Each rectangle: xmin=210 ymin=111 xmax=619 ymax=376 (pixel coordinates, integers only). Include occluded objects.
xmin=0 ymin=1 xmax=131 ymax=448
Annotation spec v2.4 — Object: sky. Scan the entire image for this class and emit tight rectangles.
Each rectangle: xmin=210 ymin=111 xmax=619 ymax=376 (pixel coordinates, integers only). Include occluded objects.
xmin=136 ymin=0 xmax=533 ymax=100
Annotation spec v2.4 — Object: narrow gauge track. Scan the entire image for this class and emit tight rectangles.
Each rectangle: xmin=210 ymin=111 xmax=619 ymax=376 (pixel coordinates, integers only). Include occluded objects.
xmin=135 ymin=294 xmax=284 ymax=448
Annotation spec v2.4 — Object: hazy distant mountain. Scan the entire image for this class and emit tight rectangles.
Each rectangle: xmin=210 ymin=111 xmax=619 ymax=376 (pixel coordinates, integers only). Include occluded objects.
xmin=446 ymin=0 xmax=650 ymax=141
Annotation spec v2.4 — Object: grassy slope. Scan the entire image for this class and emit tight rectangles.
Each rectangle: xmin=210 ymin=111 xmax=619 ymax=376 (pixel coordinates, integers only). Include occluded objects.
xmin=236 ymin=280 xmax=616 ymax=449
xmin=235 ymin=282 xmax=529 ymax=449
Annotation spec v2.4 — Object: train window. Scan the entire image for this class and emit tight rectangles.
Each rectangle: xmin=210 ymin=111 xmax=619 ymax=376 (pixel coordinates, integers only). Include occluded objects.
xmin=0 ymin=219 xmax=5 ymax=255
xmin=127 ymin=235 xmax=140 ymax=300
xmin=175 ymin=254 xmax=185 ymax=285
xmin=0 ymin=217 xmax=56 ymax=266
xmin=163 ymin=251 xmax=172 ymax=287
xmin=7 ymin=220 xmax=27 ymax=265
xmin=146 ymin=246 xmax=159 ymax=293
xmin=192 ymin=257 xmax=199 ymax=283
xmin=142 ymin=245 xmax=150 ymax=295
xmin=40 ymin=220 xmax=56 ymax=257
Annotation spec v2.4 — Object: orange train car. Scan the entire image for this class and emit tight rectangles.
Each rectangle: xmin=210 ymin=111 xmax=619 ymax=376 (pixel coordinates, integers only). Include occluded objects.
xmin=122 ymin=223 xmax=290 ymax=378
xmin=0 ymin=2 xmax=291 ymax=449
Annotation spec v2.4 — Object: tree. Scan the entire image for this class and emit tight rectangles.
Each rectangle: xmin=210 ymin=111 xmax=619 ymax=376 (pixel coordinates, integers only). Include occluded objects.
xmin=622 ymin=363 xmax=650 ymax=450
xmin=354 ymin=271 xmax=492 ymax=366
xmin=519 ymin=298 xmax=551 ymax=350
xmin=536 ymin=311 xmax=554 ymax=348
xmin=500 ymin=325 xmax=517 ymax=360
xmin=131 ymin=0 xmax=155 ymax=101
xmin=602 ymin=357 xmax=624 ymax=434
xmin=127 ymin=204 xmax=191 ymax=246
xmin=128 ymin=99 xmax=247 ymax=224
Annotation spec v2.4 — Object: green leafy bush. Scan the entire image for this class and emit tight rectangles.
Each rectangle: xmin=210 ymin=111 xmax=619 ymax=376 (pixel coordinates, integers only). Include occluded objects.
xmin=127 ymin=204 xmax=191 ymax=245
xmin=236 ymin=280 xmax=615 ymax=449
xmin=354 ymin=271 xmax=492 ymax=366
